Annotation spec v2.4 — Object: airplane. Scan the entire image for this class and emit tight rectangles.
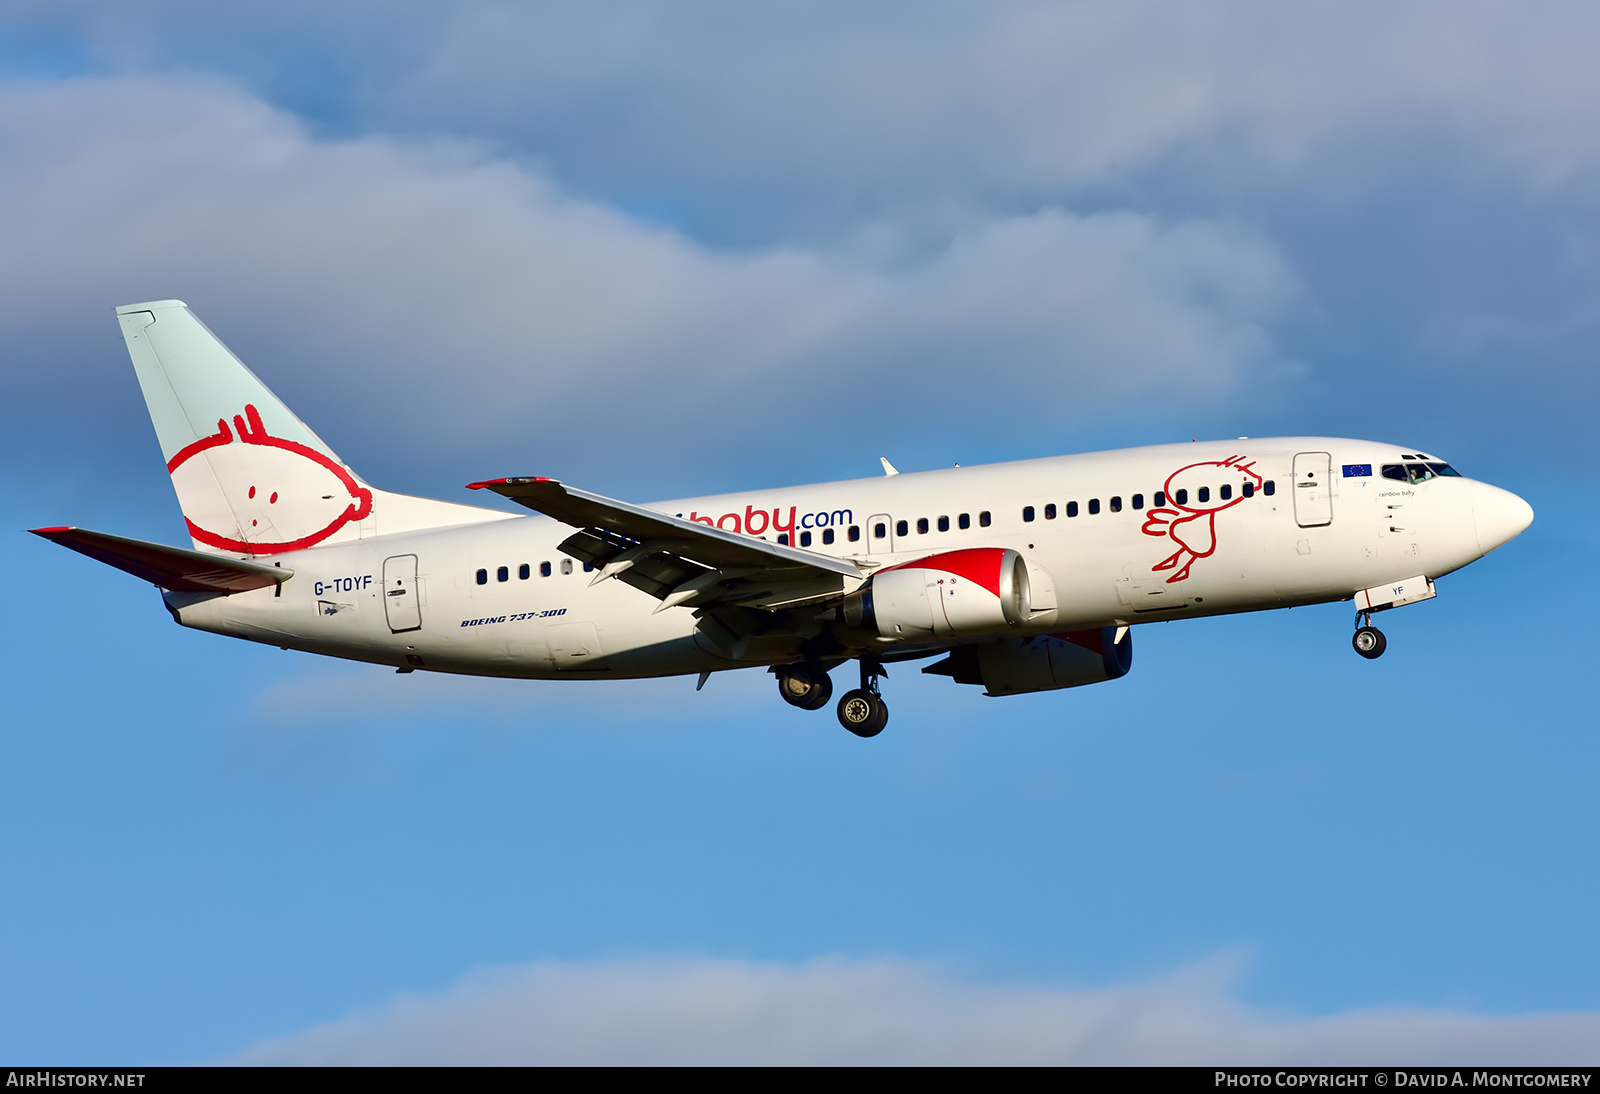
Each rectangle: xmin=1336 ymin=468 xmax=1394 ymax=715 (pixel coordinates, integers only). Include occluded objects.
xmin=32 ymin=300 xmax=1534 ymax=737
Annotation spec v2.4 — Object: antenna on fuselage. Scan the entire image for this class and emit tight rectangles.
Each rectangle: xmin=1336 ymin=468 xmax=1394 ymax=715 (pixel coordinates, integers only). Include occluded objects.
xmin=880 ymin=457 xmax=899 ymax=476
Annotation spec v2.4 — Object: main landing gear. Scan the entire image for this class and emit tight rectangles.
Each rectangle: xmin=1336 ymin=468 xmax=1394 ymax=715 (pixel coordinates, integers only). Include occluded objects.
xmin=775 ymin=662 xmax=833 ymax=710
xmin=773 ymin=660 xmax=890 ymax=737
xmin=1352 ymin=610 xmax=1387 ymax=660
xmin=836 ymin=660 xmax=889 ymax=738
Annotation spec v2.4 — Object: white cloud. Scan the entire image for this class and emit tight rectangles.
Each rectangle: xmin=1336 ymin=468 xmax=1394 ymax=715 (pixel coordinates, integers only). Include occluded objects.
xmin=0 ymin=74 xmax=1298 ymax=486
xmin=233 ymin=954 xmax=1600 ymax=1065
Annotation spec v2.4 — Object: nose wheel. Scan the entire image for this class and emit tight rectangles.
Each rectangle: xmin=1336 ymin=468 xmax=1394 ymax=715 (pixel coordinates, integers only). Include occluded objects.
xmin=836 ymin=659 xmax=889 ymax=737
xmin=1352 ymin=611 xmax=1386 ymax=659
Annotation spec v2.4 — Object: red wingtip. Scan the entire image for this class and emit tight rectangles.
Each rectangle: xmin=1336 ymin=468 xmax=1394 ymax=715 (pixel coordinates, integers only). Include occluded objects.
xmin=466 ymin=477 xmax=556 ymax=490
xmin=29 ymin=526 xmax=72 ymax=536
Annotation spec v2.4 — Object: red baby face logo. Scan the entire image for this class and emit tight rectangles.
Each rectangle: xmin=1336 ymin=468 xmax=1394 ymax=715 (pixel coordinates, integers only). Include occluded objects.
xmin=167 ymin=404 xmax=373 ymax=555
xmin=1139 ymin=454 xmax=1262 ymax=583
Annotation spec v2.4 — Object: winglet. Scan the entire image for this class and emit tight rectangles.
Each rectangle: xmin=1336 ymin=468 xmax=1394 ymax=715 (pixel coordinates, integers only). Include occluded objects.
xmin=466 ymin=477 xmax=555 ymax=490
xmin=880 ymin=457 xmax=899 ymax=477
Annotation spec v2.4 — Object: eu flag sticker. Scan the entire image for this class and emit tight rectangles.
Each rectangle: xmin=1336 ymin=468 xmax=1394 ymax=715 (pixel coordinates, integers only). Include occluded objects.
xmin=1342 ymin=464 xmax=1372 ymax=477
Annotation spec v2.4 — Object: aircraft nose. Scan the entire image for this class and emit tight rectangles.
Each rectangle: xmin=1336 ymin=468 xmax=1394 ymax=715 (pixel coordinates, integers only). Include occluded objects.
xmin=1472 ymin=481 xmax=1534 ymax=555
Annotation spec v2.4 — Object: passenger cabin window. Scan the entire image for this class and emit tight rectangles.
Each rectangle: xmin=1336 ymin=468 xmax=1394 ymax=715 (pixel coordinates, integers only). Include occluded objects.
xmin=1220 ymin=485 xmax=1231 ymax=501
xmin=497 ymin=566 xmax=509 ymax=582
xmin=822 ymin=527 xmax=835 ymax=545
xmin=1242 ymin=483 xmax=1254 ymax=498
xmin=519 ymin=563 xmax=530 ymax=580
xmin=1043 ymin=504 xmax=1056 ymax=520
xmin=1174 ymin=490 xmax=1187 ymax=505
xmin=1263 ymin=481 xmax=1275 ymax=496
xmin=800 ymin=530 xmax=812 ymax=547
xmin=938 ymin=515 xmax=950 ymax=532
xmin=848 ymin=525 xmax=861 ymax=542
xmin=583 ymin=562 xmax=594 ymax=572
xmin=1197 ymin=487 xmax=1210 ymax=504
xmin=874 ymin=522 xmax=887 ymax=539
xmin=1110 ymin=496 xmax=1122 ymax=512
xmin=1023 ymin=506 xmax=1035 ymax=522
xmin=475 ymin=568 xmax=488 ymax=585
xmin=1066 ymin=501 xmax=1079 ymax=518
xmin=1155 ymin=491 xmax=1166 ymax=506
xmin=560 ymin=559 xmax=573 ymax=575
xmin=778 ymin=533 xmax=790 ymax=545
xmin=979 ymin=511 xmax=991 ymax=527
xmin=958 ymin=513 xmax=970 ymax=530
xmin=540 ymin=562 xmax=552 ymax=577
xmin=917 ymin=518 xmax=929 ymax=534
xmin=896 ymin=520 xmax=908 ymax=537
xmin=1133 ymin=494 xmax=1145 ymax=509
xmin=1088 ymin=498 xmax=1101 ymax=515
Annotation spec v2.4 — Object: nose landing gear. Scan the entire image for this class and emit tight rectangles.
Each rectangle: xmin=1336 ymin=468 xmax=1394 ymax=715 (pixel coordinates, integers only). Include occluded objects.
xmin=1352 ymin=610 xmax=1387 ymax=659
xmin=836 ymin=659 xmax=889 ymax=737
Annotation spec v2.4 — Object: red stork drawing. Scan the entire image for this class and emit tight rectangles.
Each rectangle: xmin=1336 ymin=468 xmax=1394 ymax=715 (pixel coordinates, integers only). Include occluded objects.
xmin=1140 ymin=455 xmax=1264 ymax=583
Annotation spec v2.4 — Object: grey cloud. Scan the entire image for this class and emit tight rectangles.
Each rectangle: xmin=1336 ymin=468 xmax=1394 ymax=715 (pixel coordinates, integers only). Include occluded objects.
xmin=234 ymin=954 xmax=1600 ymax=1065
xmin=388 ymin=1 xmax=1600 ymax=196
xmin=0 ymin=76 xmax=1298 ymax=494
xmin=29 ymin=2 xmax=1600 ymax=206
xmin=14 ymin=1 xmax=1600 ymax=241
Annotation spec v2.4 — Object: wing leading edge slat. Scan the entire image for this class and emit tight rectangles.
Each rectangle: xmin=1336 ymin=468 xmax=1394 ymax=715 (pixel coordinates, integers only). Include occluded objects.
xmin=467 ymin=477 xmax=866 ymax=611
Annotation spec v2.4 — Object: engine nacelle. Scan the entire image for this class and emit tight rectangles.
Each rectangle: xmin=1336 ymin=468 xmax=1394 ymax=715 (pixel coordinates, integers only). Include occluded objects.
xmin=864 ymin=548 xmax=1030 ymax=640
xmin=923 ymin=627 xmax=1134 ymax=696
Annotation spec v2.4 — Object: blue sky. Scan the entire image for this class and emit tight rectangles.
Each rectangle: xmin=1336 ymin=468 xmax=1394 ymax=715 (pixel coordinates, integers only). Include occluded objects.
xmin=2 ymin=1 xmax=1597 ymax=1064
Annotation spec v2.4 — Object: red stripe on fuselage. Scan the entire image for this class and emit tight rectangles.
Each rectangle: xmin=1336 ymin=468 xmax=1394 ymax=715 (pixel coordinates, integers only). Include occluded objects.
xmin=880 ymin=547 xmax=1007 ymax=597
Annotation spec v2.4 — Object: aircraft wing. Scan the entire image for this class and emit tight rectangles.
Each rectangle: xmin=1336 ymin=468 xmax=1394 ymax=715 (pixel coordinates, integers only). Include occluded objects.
xmin=467 ymin=477 xmax=866 ymax=611
xmin=30 ymin=526 xmax=293 ymax=594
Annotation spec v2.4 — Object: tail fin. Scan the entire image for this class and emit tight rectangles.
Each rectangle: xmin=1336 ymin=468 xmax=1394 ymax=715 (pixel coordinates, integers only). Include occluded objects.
xmin=117 ymin=300 xmax=505 ymax=555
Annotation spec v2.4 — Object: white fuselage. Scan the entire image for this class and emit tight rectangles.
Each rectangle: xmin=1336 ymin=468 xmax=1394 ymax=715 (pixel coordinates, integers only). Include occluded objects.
xmin=164 ymin=438 xmax=1527 ymax=680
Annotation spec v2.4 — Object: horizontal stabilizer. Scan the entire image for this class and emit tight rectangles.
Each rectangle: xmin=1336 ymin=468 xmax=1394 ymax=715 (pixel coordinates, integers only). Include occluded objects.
xmin=30 ymin=527 xmax=293 ymax=594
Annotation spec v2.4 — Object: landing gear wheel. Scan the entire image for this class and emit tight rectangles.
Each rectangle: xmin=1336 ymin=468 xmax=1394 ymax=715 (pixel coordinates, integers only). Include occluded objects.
xmin=836 ymin=689 xmax=889 ymax=737
xmin=1353 ymin=626 xmax=1387 ymax=659
xmin=777 ymin=664 xmax=833 ymax=710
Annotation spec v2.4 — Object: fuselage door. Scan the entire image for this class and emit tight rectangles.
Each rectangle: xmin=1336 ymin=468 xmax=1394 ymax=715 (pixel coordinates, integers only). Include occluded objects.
xmin=866 ymin=513 xmax=895 ymax=555
xmin=382 ymin=553 xmax=423 ymax=633
xmin=1292 ymin=452 xmax=1333 ymax=528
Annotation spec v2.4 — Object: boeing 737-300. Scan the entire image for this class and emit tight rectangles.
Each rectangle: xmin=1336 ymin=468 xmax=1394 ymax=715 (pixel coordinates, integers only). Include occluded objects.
xmin=32 ymin=301 xmax=1534 ymax=736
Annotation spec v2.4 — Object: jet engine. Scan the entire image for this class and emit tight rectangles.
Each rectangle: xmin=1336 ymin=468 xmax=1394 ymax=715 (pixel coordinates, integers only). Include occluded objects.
xmin=923 ymin=627 xmax=1134 ymax=696
xmin=854 ymin=547 xmax=1031 ymax=640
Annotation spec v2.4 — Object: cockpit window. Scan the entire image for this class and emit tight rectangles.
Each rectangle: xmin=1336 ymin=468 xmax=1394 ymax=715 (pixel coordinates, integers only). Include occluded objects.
xmin=1384 ymin=462 xmax=1463 ymax=484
